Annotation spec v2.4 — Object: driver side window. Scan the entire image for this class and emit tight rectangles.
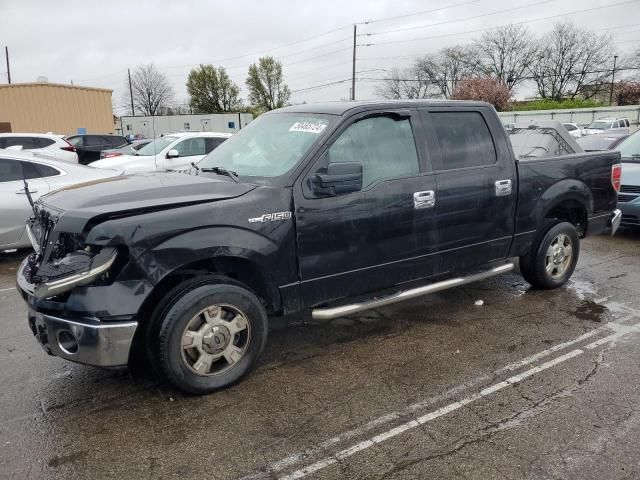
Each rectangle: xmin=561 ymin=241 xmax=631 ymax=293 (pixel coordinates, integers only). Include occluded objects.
xmin=327 ymin=116 xmax=419 ymax=189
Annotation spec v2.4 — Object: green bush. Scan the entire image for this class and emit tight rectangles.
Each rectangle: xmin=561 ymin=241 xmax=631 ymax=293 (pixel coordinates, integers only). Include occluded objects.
xmin=511 ymin=99 xmax=603 ymax=111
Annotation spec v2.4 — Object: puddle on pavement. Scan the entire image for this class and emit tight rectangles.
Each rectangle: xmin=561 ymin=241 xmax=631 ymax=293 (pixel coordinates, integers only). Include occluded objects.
xmin=574 ymin=299 xmax=608 ymax=323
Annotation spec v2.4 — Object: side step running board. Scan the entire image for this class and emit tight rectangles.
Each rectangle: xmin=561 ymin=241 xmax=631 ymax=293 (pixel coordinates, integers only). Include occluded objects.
xmin=311 ymin=263 xmax=514 ymax=320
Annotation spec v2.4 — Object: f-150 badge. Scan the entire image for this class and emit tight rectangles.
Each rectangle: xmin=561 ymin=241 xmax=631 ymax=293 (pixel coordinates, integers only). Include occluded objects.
xmin=248 ymin=212 xmax=292 ymax=223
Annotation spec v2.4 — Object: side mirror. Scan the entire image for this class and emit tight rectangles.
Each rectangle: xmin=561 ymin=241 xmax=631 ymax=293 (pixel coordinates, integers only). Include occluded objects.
xmin=166 ymin=149 xmax=179 ymax=159
xmin=312 ymin=161 xmax=363 ymax=196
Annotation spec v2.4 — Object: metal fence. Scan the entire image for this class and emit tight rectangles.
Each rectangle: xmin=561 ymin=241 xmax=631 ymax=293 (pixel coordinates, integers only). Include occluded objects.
xmin=497 ymin=105 xmax=640 ymax=127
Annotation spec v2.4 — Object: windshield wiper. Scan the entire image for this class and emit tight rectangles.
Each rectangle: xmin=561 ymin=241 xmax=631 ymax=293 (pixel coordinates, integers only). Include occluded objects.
xmin=200 ymin=166 xmax=240 ymax=183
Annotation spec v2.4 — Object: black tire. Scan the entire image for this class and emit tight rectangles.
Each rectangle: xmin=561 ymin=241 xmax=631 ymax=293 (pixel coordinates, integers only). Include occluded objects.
xmin=519 ymin=221 xmax=580 ymax=290
xmin=151 ymin=275 xmax=268 ymax=394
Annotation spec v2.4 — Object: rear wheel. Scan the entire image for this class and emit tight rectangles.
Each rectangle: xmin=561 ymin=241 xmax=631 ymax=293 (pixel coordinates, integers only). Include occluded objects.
xmin=520 ymin=221 xmax=580 ymax=289
xmin=152 ymin=276 xmax=268 ymax=394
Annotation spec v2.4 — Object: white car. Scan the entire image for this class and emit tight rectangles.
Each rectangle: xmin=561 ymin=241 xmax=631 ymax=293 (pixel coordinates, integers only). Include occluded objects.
xmin=89 ymin=132 xmax=231 ymax=174
xmin=0 ymin=150 xmax=118 ymax=251
xmin=562 ymin=123 xmax=582 ymax=139
xmin=583 ymin=118 xmax=630 ymax=136
xmin=0 ymin=133 xmax=78 ymax=163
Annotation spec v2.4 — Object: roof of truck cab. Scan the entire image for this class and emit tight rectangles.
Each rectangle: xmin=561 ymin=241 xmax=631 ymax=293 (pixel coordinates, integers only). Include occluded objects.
xmin=275 ymin=100 xmax=493 ymax=116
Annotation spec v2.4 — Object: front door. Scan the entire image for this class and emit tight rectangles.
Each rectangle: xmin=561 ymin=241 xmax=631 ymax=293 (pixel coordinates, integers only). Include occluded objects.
xmin=419 ymin=108 xmax=516 ymax=275
xmin=294 ymin=110 xmax=438 ymax=307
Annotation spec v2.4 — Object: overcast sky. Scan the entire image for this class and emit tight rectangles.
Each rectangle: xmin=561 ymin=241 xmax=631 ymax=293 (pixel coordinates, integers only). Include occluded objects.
xmin=1 ymin=0 xmax=638 ymax=113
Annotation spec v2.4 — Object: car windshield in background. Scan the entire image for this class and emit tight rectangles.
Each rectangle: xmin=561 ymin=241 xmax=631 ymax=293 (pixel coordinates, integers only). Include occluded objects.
xmin=588 ymin=121 xmax=611 ymax=130
xmin=135 ymin=136 xmax=178 ymax=156
xmin=576 ymin=134 xmax=627 ymax=151
xmin=197 ymin=113 xmax=335 ymax=181
xmin=617 ymin=131 xmax=640 ymax=161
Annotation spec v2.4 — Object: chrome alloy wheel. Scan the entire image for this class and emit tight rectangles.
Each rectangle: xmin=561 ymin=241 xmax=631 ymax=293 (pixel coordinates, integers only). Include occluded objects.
xmin=180 ymin=304 xmax=251 ymax=376
xmin=545 ymin=233 xmax=573 ymax=279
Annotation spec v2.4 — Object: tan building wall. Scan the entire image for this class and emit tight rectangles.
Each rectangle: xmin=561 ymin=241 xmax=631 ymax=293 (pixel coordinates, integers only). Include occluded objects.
xmin=0 ymin=82 xmax=113 ymax=135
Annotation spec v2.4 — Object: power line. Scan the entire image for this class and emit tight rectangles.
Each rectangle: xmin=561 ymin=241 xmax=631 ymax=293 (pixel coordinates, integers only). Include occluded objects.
xmin=363 ymin=0 xmax=555 ymax=37
xmin=358 ymin=66 xmax=640 ymax=83
xmin=364 ymin=0 xmax=640 ymax=46
xmin=290 ymin=78 xmax=352 ymax=93
xmin=361 ymin=0 xmax=484 ymax=25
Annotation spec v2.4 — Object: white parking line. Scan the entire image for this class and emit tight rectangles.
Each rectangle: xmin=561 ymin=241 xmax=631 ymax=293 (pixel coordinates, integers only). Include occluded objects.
xmin=280 ymin=349 xmax=585 ymax=480
xmin=242 ymin=316 xmax=640 ymax=480
xmin=0 ymin=287 xmax=15 ymax=293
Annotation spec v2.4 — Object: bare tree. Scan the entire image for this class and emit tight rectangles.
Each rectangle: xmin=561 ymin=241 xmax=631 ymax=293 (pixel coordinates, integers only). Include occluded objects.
xmin=375 ymin=67 xmax=436 ymax=99
xmin=475 ymin=25 xmax=538 ymax=91
xmin=123 ymin=63 xmax=174 ymax=115
xmin=530 ymin=21 xmax=614 ymax=101
xmin=415 ymin=46 xmax=481 ymax=98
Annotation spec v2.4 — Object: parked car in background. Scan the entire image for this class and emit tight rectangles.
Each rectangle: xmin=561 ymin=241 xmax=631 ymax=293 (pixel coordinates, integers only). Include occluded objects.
xmin=89 ymin=132 xmax=231 ymax=174
xmin=576 ymin=132 xmax=630 ymax=152
xmin=17 ymin=100 xmax=621 ymax=393
xmin=509 ymin=121 xmax=583 ymax=159
xmin=583 ymin=118 xmax=630 ymax=136
xmin=65 ymin=134 xmax=129 ymax=165
xmin=100 ymin=139 xmax=151 ymax=159
xmin=0 ymin=133 xmax=78 ymax=163
xmin=562 ymin=123 xmax=582 ymax=139
xmin=0 ymin=150 xmax=118 ymax=252
xmin=616 ymin=131 xmax=640 ymax=229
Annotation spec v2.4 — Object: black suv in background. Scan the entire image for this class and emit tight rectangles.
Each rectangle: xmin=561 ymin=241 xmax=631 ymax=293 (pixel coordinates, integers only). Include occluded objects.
xmin=65 ymin=134 xmax=129 ymax=164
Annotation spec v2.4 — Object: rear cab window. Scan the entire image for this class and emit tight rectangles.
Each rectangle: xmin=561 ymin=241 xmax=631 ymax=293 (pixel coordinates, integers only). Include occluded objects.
xmin=427 ymin=111 xmax=497 ymax=170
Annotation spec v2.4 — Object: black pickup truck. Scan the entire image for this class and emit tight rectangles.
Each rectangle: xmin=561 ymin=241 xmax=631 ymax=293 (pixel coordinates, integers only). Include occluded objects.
xmin=17 ymin=101 xmax=622 ymax=394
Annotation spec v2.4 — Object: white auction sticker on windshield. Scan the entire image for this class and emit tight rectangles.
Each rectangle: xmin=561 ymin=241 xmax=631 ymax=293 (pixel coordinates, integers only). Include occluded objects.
xmin=289 ymin=121 xmax=327 ymax=134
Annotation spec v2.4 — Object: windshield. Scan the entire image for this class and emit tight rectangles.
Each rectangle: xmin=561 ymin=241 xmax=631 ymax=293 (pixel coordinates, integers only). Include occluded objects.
xmin=588 ymin=121 xmax=611 ymax=130
xmin=618 ymin=131 xmax=640 ymax=161
xmin=197 ymin=113 xmax=335 ymax=181
xmin=135 ymin=136 xmax=178 ymax=156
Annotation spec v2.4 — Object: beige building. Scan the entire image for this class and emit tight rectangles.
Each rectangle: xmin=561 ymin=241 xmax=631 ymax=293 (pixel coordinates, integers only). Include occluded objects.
xmin=0 ymin=82 xmax=113 ymax=135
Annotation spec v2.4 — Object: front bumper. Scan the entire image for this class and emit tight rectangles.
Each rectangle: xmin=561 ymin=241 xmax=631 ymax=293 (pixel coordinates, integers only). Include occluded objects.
xmin=27 ymin=308 xmax=137 ymax=367
xmin=18 ymin=258 xmax=138 ymax=367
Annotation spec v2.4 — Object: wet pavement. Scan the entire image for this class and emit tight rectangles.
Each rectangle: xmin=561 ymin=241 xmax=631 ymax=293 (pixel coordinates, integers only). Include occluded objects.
xmin=1 ymin=231 xmax=640 ymax=480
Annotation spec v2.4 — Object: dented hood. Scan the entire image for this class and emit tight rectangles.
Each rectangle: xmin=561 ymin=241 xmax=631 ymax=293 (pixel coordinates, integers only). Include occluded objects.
xmin=38 ymin=172 xmax=255 ymax=232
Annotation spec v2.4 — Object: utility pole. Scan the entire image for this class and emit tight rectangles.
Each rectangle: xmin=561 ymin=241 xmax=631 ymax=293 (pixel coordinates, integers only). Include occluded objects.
xmin=5 ymin=46 xmax=11 ymax=84
xmin=609 ymin=55 xmax=618 ymax=106
xmin=128 ymin=68 xmax=135 ymax=116
xmin=351 ymin=24 xmax=356 ymax=101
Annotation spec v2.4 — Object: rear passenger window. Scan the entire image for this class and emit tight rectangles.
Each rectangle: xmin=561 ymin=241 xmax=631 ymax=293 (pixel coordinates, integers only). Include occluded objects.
xmin=0 ymin=158 xmax=24 ymax=182
xmin=430 ymin=111 xmax=497 ymax=170
xmin=205 ymin=137 xmax=226 ymax=153
xmin=328 ymin=116 xmax=419 ymax=188
xmin=0 ymin=137 xmax=36 ymax=149
xmin=24 ymin=162 xmax=60 ymax=178
xmin=35 ymin=138 xmax=55 ymax=148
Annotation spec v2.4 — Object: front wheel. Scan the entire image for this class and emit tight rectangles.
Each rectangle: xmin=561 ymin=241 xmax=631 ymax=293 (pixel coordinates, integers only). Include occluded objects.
xmin=520 ymin=221 xmax=580 ymax=289
xmin=154 ymin=278 xmax=268 ymax=394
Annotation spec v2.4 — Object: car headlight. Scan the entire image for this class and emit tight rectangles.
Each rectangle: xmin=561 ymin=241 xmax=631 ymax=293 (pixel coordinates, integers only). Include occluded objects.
xmin=32 ymin=247 xmax=118 ymax=299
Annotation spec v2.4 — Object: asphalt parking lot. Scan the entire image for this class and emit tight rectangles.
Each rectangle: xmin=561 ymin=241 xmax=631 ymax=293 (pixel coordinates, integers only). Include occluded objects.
xmin=1 ymin=231 xmax=640 ymax=480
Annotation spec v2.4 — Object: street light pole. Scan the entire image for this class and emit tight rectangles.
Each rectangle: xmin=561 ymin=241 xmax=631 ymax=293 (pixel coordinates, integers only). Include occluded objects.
xmin=609 ymin=55 xmax=618 ymax=106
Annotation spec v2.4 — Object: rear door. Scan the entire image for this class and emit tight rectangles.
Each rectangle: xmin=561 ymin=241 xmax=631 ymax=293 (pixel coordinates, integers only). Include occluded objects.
xmin=0 ymin=158 xmax=50 ymax=248
xmin=294 ymin=109 xmax=439 ymax=306
xmin=420 ymin=107 xmax=516 ymax=274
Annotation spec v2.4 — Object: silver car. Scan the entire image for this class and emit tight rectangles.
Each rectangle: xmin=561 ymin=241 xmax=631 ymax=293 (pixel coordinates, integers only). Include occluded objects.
xmin=0 ymin=149 xmax=119 ymax=251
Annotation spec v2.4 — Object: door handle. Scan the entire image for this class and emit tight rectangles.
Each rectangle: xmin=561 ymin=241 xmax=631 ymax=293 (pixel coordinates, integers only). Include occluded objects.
xmin=16 ymin=188 xmax=38 ymax=194
xmin=495 ymin=179 xmax=512 ymax=197
xmin=414 ymin=190 xmax=435 ymax=209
